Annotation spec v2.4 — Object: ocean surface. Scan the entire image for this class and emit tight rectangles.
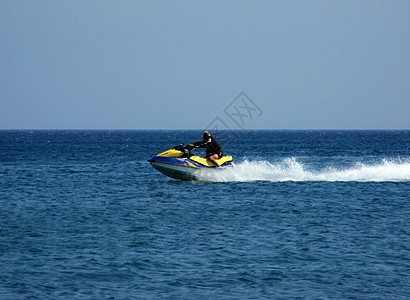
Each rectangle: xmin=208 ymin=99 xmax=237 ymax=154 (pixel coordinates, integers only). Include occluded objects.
xmin=1 ymin=130 xmax=409 ymax=299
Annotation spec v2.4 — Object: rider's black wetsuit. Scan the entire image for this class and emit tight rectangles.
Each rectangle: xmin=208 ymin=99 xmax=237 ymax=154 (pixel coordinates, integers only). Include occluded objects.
xmin=197 ymin=136 xmax=223 ymax=159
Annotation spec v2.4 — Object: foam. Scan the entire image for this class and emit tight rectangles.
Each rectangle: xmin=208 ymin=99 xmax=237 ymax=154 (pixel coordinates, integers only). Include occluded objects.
xmin=196 ymin=158 xmax=410 ymax=183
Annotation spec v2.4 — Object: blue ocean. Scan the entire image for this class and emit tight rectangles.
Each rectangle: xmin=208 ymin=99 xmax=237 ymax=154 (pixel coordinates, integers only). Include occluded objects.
xmin=1 ymin=130 xmax=409 ymax=299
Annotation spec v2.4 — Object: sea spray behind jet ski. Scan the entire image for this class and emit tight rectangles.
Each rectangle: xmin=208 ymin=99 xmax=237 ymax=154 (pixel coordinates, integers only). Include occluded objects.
xmin=148 ymin=144 xmax=234 ymax=181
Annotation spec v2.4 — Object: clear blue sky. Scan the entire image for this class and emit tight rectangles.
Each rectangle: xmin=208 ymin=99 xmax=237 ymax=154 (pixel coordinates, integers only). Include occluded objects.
xmin=1 ymin=1 xmax=409 ymax=130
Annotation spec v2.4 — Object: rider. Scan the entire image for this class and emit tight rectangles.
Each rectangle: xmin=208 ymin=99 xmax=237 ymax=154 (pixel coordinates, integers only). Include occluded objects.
xmin=193 ymin=131 xmax=223 ymax=167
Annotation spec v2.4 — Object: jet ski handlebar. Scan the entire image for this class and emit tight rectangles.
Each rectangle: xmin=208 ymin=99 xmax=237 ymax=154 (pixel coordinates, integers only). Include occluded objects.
xmin=173 ymin=142 xmax=206 ymax=158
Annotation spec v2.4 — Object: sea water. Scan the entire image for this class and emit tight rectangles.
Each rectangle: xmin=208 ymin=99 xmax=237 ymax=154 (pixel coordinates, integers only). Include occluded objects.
xmin=0 ymin=130 xmax=409 ymax=299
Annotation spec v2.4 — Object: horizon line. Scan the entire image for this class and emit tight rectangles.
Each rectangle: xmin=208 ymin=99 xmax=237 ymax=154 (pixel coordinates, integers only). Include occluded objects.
xmin=0 ymin=128 xmax=409 ymax=131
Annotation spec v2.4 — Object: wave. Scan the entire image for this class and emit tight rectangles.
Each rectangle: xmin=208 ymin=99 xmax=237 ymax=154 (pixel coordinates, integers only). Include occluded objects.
xmin=196 ymin=158 xmax=410 ymax=183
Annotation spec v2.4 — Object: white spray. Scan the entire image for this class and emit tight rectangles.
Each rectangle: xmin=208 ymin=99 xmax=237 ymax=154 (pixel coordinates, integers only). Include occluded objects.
xmin=196 ymin=158 xmax=410 ymax=183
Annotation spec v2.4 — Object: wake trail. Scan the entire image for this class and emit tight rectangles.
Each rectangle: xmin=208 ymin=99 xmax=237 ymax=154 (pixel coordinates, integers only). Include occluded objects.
xmin=196 ymin=158 xmax=410 ymax=183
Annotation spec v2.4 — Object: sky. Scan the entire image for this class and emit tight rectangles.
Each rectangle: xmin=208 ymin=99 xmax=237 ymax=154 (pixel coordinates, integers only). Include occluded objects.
xmin=1 ymin=0 xmax=409 ymax=130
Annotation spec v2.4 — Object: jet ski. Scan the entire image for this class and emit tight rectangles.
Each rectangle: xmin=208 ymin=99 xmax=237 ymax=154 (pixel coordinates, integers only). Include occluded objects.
xmin=148 ymin=144 xmax=234 ymax=180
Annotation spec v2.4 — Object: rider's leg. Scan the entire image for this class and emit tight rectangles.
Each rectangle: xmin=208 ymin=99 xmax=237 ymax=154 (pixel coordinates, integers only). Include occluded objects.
xmin=208 ymin=153 xmax=221 ymax=167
